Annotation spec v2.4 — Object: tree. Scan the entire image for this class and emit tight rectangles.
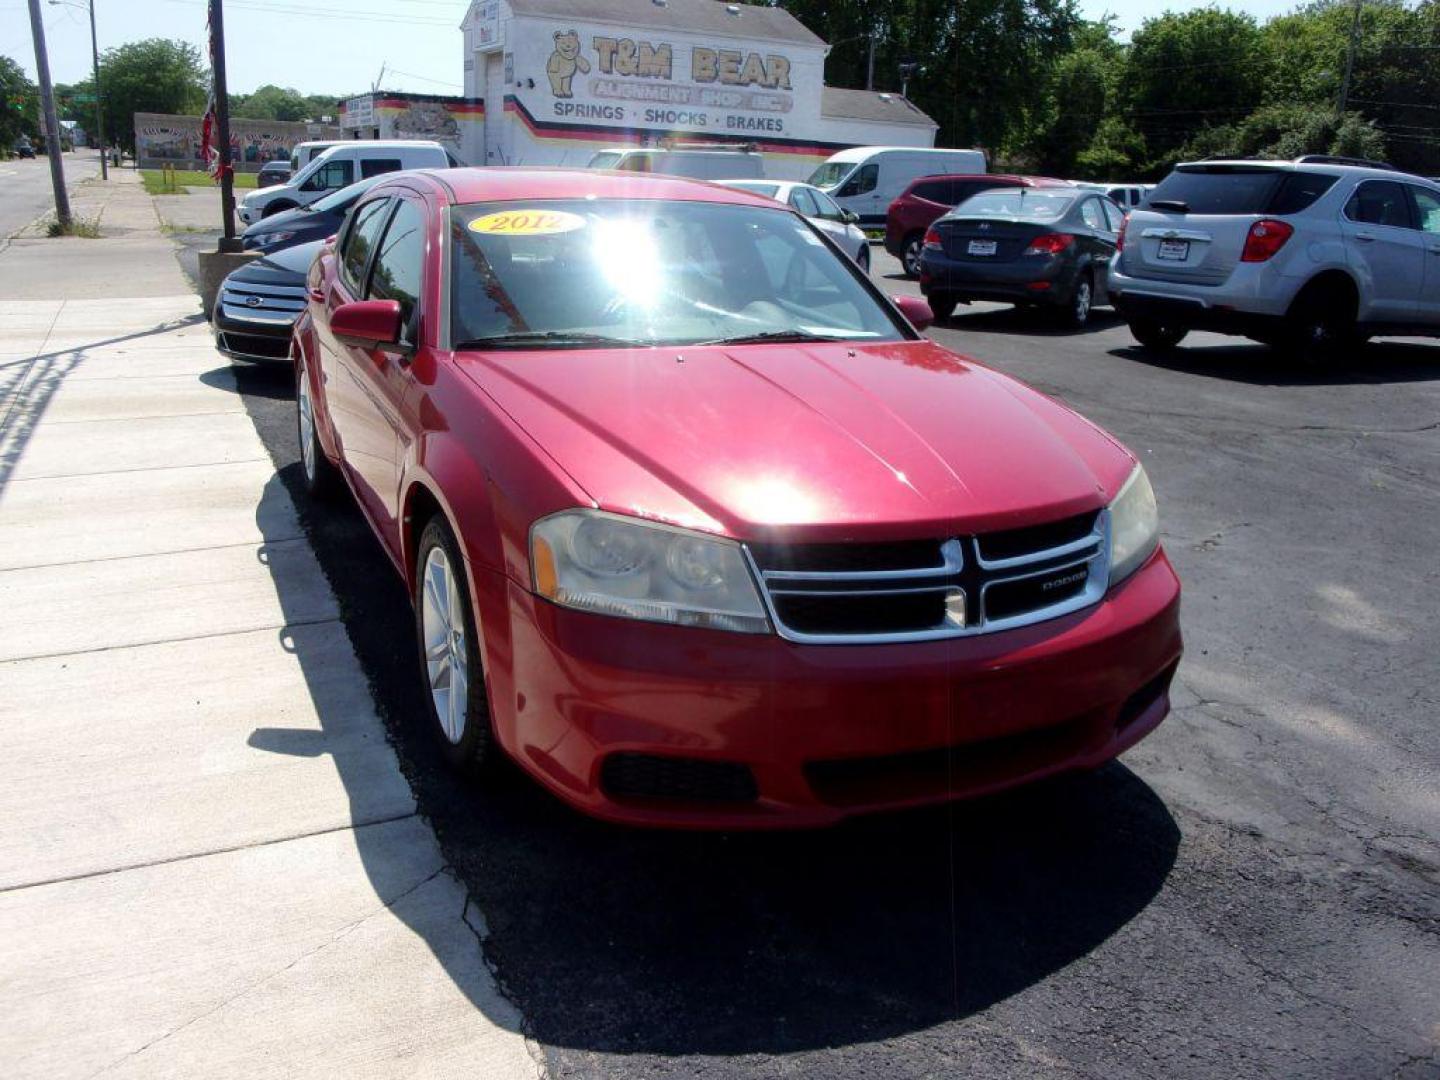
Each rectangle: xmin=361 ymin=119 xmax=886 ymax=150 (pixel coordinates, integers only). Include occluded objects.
xmin=1123 ymin=9 xmax=1267 ymax=167
xmin=1033 ymin=47 xmax=1112 ymax=176
xmin=96 ymin=38 xmax=206 ymax=153
xmin=0 ymin=55 xmax=39 ymax=150
xmin=232 ymin=83 xmax=311 ymax=122
xmin=1179 ymin=104 xmax=1388 ymax=162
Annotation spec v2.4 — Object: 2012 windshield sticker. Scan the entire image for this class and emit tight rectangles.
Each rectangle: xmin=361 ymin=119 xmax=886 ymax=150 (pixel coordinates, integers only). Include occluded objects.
xmin=469 ymin=210 xmax=587 ymax=236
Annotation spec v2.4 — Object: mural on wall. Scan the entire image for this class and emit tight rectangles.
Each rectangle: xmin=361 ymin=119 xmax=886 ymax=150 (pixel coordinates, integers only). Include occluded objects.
xmin=546 ymin=31 xmax=591 ymax=99
xmin=392 ymin=101 xmax=462 ymax=144
xmin=133 ymin=113 xmax=341 ymax=170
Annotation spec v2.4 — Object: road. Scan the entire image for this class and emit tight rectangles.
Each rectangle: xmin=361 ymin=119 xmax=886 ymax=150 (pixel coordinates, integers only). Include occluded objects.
xmin=225 ymin=246 xmax=1439 ymax=1079
xmin=0 ymin=150 xmax=102 ymax=239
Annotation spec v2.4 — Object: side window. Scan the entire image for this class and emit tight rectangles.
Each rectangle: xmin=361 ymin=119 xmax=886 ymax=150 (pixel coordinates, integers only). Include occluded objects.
xmin=913 ymin=181 xmax=946 ymax=204
xmin=360 ymin=157 xmax=403 ymax=179
xmin=368 ymin=199 xmax=426 ymax=338
xmin=305 ymin=159 xmax=354 ymax=192
xmin=1080 ymin=199 xmax=1106 ymax=230
xmin=811 ymin=190 xmax=844 ymax=220
xmin=1345 ymin=181 xmax=1412 ymax=229
xmin=1102 ymin=200 xmax=1127 ymax=232
xmin=1409 ymin=187 xmax=1440 ymax=234
xmin=788 ymin=187 xmax=819 ymax=216
xmin=340 ymin=197 xmax=391 ymax=296
xmin=851 ymin=163 xmax=879 ymax=195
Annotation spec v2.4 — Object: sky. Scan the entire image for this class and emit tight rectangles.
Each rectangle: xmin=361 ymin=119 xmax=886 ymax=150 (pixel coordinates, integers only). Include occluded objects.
xmin=2 ymin=0 xmax=1305 ymax=100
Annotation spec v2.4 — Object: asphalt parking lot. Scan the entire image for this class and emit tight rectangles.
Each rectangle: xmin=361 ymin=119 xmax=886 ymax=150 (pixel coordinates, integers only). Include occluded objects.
xmin=227 ymin=246 xmax=1439 ymax=1079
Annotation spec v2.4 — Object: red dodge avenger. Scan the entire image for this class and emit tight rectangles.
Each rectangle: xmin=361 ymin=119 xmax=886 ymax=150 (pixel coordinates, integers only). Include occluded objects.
xmin=292 ymin=168 xmax=1181 ymax=828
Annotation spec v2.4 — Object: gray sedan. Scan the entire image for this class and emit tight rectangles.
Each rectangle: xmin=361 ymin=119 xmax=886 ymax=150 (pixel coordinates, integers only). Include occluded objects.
xmin=718 ymin=180 xmax=872 ymax=271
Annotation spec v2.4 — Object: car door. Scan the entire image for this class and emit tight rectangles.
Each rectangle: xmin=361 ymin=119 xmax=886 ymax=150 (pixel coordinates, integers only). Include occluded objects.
xmin=335 ymin=193 xmax=428 ymax=552
xmin=788 ymin=186 xmax=839 ymax=245
xmin=1408 ymin=185 xmax=1440 ymax=324
xmin=1341 ymin=180 xmax=1425 ymax=322
xmin=318 ymin=194 xmax=391 ymax=524
xmin=837 ymin=161 xmax=882 ymax=226
xmin=1078 ymin=196 xmax=1119 ymax=298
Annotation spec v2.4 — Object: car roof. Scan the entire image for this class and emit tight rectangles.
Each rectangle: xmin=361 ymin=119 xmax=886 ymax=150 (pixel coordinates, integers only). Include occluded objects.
xmin=1176 ymin=158 xmax=1412 ymax=182
xmin=393 ymin=167 xmax=788 ymax=209
xmin=904 ymin=173 xmax=1071 ymax=190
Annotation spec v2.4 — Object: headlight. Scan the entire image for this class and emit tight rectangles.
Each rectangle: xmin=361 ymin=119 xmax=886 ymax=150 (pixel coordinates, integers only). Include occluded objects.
xmin=1108 ymin=463 xmax=1159 ymax=585
xmin=258 ymin=230 xmax=295 ymax=245
xmin=530 ymin=510 xmax=770 ymax=634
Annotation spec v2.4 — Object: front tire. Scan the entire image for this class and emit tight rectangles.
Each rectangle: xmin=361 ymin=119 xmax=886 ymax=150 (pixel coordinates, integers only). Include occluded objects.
xmin=1127 ymin=318 xmax=1188 ymax=351
xmin=295 ymin=352 xmax=338 ymax=499
xmin=414 ymin=516 xmax=493 ymax=773
xmin=901 ymin=233 xmax=924 ymax=278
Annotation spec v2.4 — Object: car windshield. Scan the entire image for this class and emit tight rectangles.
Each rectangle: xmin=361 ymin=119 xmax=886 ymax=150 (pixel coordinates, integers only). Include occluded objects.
xmin=308 ymin=174 xmax=385 ymax=213
xmin=589 ymin=151 xmax=624 ymax=170
xmin=807 ymin=162 xmax=852 ymax=188
xmin=448 ymin=199 xmax=903 ymax=349
xmin=725 ymin=182 xmax=780 ymax=198
xmin=953 ymin=191 xmax=1075 ymax=220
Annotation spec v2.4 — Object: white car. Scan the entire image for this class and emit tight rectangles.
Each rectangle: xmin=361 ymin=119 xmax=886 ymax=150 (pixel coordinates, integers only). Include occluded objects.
xmin=237 ymin=140 xmax=452 ymax=224
xmin=718 ymin=180 xmax=872 ymax=271
xmin=1108 ymin=156 xmax=1440 ymax=360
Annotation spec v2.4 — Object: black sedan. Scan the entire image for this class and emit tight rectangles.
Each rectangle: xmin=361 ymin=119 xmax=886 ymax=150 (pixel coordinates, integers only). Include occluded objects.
xmin=240 ymin=174 xmax=386 ymax=254
xmin=213 ymin=239 xmax=321 ymax=365
xmin=919 ymin=188 xmax=1127 ymax=327
xmin=256 ymin=159 xmax=292 ymax=188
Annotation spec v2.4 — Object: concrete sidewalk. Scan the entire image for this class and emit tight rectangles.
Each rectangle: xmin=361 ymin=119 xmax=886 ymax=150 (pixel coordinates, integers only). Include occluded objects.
xmin=0 ymin=174 xmax=537 ymax=1077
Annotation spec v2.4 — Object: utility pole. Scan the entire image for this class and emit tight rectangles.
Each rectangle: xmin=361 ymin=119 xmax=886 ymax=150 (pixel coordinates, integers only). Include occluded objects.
xmin=87 ymin=0 xmax=106 ymax=179
xmin=866 ymin=36 xmax=875 ymax=91
xmin=208 ymin=0 xmax=240 ymax=251
xmin=1336 ymin=0 xmax=1363 ymax=115
xmin=27 ymin=0 xmax=72 ymax=229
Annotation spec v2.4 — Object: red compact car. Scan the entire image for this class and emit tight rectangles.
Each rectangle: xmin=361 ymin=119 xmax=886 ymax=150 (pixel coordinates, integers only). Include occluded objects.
xmin=886 ymin=174 xmax=1073 ymax=278
xmin=291 ymin=169 xmax=1181 ymax=828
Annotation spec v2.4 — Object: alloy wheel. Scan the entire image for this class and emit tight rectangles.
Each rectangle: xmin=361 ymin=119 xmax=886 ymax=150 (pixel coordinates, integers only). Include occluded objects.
xmin=297 ymin=360 xmax=316 ymax=482
xmin=903 ymin=238 xmax=922 ymax=277
xmin=421 ymin=546 xmax=469 ymax=744
xmin=1072 ymin=279 xmax=1092 ymax=326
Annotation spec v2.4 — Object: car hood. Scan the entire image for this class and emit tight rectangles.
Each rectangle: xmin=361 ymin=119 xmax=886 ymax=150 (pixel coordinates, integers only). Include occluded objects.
xmin=227 ymin=239 xmax=324 ymax=286
xmin=457 ymin=339 xmax=1135 ymax=541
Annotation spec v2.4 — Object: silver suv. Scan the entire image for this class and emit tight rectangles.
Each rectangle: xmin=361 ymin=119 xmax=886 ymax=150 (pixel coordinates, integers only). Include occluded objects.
xmin=1108 ymin=156 xmax=1440 ymax=359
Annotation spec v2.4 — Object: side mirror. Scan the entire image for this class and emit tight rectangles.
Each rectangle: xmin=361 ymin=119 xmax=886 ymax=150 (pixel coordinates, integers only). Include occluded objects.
xmin=893 ymin=295 xmax=934 ymax=331
xmin=842 ymin=209 xmax=860 ymax=224
xmin=331 ymin=299 xmax=404 ymax=350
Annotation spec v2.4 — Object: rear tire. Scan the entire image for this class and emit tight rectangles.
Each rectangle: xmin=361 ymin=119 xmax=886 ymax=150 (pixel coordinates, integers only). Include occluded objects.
xmin=1127 ymin=318 xmax=1188 ymax=351
xmin=1060 ymin=271 xmax=1094 ymax=328
xmin=414 ymin=515 xmax=493 ymax=774
xmin=1279 ymin=284 xmax=1359 ymax=365
xmin=927 ymin=293 xmax=957 ymax=321
xmin=901 ymin=234 xmax=924 ymax=278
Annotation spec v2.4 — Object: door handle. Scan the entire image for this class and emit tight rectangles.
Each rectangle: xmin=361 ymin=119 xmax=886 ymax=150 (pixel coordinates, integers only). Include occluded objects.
xmin=1353 ymin=232 xmax=1376 ymax=242
xmin=1429 ymin=245 xmax=1440 ymax=255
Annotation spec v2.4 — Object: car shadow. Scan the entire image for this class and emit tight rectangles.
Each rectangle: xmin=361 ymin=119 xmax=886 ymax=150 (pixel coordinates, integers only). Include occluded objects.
xmin=936 ymin=304 xmax=1126 ymax=338
xmin=200 ymin=362 xmax=293 ymax=399
xmin=1112 ymin=338 xmax=1440 ymax=387
xmin=237 ymin=362 xmax=1181 ymax=1059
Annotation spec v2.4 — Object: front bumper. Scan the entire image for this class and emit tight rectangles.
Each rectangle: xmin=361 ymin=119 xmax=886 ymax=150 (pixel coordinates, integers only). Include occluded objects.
xmin=212 ymin=304 xmax=298 ymax=364
xmin=237 ymin=204 xmax=259 ymax=225
xmin=920 ymin=250 xmax=1079 ymax=306
xmin=495 ymin=548 xmax=1182 ymax=828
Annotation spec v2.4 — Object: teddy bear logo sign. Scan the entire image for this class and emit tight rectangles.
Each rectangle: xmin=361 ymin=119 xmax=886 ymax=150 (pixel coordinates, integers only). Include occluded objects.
xmin=546 ymin=31 xmax=591 ymax=98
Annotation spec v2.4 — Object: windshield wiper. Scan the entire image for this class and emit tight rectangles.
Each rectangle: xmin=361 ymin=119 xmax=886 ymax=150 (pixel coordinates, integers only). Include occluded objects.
xmin=695 ymin=330 xmax=847 ymax=346
xmin=1149 ymin=199 xmax=1190 ymax=213
xmin=453 ymin=330 xmax=644 ymax=350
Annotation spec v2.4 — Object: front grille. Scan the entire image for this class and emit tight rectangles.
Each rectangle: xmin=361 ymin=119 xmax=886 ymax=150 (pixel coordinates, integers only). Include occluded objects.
xmin=600 ymin=753 xmax=758 ymax=804
xmin=218 ymin=280 xmax=308 ymax=326
xmin=747 ymin=511 xmax=1107 ymax=644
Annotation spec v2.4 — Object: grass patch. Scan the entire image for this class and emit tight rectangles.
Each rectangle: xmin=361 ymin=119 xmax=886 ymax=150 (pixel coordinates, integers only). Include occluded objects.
xmin=47 ymin=215 xmax=103 ymax=238
xmin=141 ymin=168 xmax=258 ymax=194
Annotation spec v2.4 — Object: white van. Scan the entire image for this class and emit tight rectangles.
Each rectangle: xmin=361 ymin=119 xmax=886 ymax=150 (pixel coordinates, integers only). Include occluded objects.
xmin=808 ymin=146 xmax=987 ymax=227
xmin=238 ymin=140 xmax=450 ymax=224
xmin=587 ymin=147 xmax=765 ymax=181
xmin=288 ymin=140 xmax=343 ymax=173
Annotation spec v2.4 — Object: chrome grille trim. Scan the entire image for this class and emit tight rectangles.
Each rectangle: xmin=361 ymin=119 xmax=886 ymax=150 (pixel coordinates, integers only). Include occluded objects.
xmin=744 ymin=513 xmax=1111 ymax=645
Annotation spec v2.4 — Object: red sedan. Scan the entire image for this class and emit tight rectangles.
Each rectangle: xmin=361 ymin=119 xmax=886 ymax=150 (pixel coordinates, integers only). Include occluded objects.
xmin=292 ymin=168 xmax=1181 ymax=828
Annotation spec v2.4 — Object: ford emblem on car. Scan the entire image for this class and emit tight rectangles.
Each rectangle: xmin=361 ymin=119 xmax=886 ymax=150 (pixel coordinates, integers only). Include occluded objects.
xmin=244 ymin=296 xmax=263 ymax=308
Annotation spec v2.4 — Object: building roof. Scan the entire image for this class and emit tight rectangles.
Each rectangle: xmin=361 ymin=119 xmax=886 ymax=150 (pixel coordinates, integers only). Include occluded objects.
xmin=821 ymin=87 xmax=936 ymax=128
xmin=491 ymin=0 xmax=826 ymax=48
